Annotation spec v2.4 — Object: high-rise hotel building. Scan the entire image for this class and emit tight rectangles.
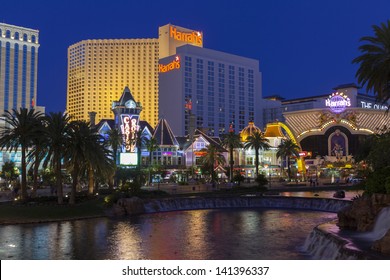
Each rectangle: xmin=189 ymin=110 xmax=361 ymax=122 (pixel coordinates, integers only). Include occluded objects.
xmin=0 ymin=23 xmax=40 ymax=116
xmin=67 ymin=24 xmax=262 ymax=134
xmin=159 ymin=46 xmax=262 ymax=136
xmin=67 ymin=24 xmax=203 ymax=127
xmin=67 ymin=38 xmax=159 ymax=125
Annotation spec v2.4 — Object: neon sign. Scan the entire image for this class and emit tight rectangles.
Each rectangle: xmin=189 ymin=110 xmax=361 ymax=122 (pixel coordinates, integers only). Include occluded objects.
xmin=159 ymin=56 xmax=180 ymax=73
xmin=170 ymin=26 xmax=202 ymax=45
xmin=120 ymin=114 xmax=139 ymax=152
xmin=360 ymin=101 xmax=388 ymax=110
xmin=325 ymin=92 xmax=351 ymax=113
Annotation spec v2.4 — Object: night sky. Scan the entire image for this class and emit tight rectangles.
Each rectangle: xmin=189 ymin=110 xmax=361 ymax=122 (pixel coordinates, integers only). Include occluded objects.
xmin=1 ymin=0 xmax=389 ymax=113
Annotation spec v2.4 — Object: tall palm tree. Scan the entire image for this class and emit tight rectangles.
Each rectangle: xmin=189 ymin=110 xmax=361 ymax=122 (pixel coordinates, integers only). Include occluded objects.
xmin=66 ymin=120 xmax=114 ymax=201
xmin=0 ymin=108 xmax=44 ymax=201
xmin=107 ymin=128 xmax=123 ymax=189
xmin=85 ymin=127 xmax=114 ymax=196
xmin=353 ymin=20 xmax=390 ymax=104
xmin=44 ymin=112 xmax=72 ymax=204
xmin=134 ymin=129 xmax=146 ymax=184
xmin=65 ymin=120 xmax=87 ymax=204
xmin=276 ymin=139 xmax=300 ymax=180
xmin=221 ymin=131 xmax=242 ymax=182
xmin=145 ymin=136 xmax=158 ymax=185
xmin=199 ymin=144 xmax=226 ymax=185
xmin=27 ymin=116 xmax=48 ymax=197
xmin=107 ymin=128 xmax=122 ymax=166
xmin=244 ymin=131 xmax=270 ymax=178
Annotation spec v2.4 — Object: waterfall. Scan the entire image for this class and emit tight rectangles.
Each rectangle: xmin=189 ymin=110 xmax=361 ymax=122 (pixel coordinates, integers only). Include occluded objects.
xmin=362 ymin=206 xmax=390 ymax=241
xmin=303 ymin=225 xmax=372 ymax=260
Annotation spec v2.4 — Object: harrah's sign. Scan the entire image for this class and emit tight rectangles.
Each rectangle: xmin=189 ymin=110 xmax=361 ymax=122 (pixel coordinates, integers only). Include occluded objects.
xmin=159 ymin=56 xmax=180 ymax=73
xmin=325 ymin=92 xmax=351 ymax=113
xmin=170 ymin=26 xmax=202 ymax=45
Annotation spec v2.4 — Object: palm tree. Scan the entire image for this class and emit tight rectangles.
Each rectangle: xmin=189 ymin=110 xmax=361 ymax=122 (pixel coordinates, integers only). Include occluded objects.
xmin=65 ymin=120 xmax=87 ymax=204
xmin=107 ymin=128 xmax=123 ymax=189
xmin=44 ymin=112 xmax=72 ymax=204
xmin=85 ymin=127 xmax=114 ymax=196
xmin=276 ymin=139 xmax=300 ymax=180
xmin=199 ymin=144 xmax=226 ymax=186
xmin=0 ymin=108 xmax=44 ymax=200
xmin=244 ymin=131 xmax=270 ymax=178
xmin=353 ymin=20 xmax=390 ymax=104
xmin=66 ymin=120 xmax=114 ymax=202
xmin=221 ymin=131 xmax=242 ymax=182
xmin=27 ymin=116 xmax=48 ymax=197
xmin=145 ymin=137 xmax=158 ymax=185
xmin=134 ymin=129 xmax=145 ymax=184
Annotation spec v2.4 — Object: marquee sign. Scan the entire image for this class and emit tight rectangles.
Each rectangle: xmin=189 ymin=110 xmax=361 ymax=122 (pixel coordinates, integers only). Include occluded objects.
xmin=325 ymin=92 xmax=351 ymax=113
xmin=120 ymin=114 xmax=140 ymax=153
xmin=170 ymin=26 xmax=202 ymax=45
xmin=159 ymin=56 xmax=181 ymax=73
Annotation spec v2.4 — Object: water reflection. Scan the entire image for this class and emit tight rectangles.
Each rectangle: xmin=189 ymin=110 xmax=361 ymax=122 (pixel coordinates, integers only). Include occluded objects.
xmin=0 ymin=209 xmax=336 ymax=260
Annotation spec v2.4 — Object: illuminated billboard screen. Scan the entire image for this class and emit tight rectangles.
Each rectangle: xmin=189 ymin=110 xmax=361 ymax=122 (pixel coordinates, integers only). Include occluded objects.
xmin=119 ymin=152 xmax=137 ymax=165
xmin=120 ymin=114 xmax=140 ymax=153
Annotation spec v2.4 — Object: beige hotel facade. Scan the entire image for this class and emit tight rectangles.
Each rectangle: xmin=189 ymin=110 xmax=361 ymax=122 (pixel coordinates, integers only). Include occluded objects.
xmin=67 ymin=24 xmax=203 ymax=127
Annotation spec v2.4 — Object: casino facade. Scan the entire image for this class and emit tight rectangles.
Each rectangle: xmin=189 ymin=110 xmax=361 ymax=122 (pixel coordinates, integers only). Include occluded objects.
xmin=263 ymin=84 xmax=390 ymax=169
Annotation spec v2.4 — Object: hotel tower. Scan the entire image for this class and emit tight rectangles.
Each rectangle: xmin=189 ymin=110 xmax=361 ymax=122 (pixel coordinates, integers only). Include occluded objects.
xmin=67 ymin=24 xmax=204 ymax=127
xmin=0 ymin=23 xmax=40 ymax=116
xmin=67 ymin=24 xmax=262 ymax=134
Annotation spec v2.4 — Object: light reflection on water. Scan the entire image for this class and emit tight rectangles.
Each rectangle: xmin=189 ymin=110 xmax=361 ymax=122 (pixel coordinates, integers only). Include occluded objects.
xmin=0 ymin=209 xmax=336 ymax=260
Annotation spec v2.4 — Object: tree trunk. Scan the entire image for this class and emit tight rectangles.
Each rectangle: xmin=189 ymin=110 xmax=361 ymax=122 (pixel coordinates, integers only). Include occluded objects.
xmin=255 ymin=150 xmax=259 ymax=178
xmin=70 ymin=167 xmax=78 ymax=205
xmin=287 ymin=157 xmax=291 ymax=181
xmin=20 ymin=146 xmax=28 ymax=201
xmin=88 ymin=165 xmax=94 ymax=195
xmin=56 ymin=156 xmax=63 ymax=204
xmin=229 ymin=148 xmax=234 ymax=182
xmin=148 ymin=155 xmax=152 ymax=185
xmin=31 ymin=154 xmax=40 ymax=198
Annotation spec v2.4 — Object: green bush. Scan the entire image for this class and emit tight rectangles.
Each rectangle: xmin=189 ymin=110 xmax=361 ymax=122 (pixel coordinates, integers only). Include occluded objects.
xmin=103 ymin=192 xmax=124 ymax=206
xmin=233 ymin=173 xmax=245 ymax=185
xmin=178 ymin=181 xmax=188 ymax=185
xmin=255 ymin=174 xmax=268 ymax=187
xmin=365 ymin=167 xmax=390 ymax=194
xmin=385 ymin=177 xmax=390 ymax=194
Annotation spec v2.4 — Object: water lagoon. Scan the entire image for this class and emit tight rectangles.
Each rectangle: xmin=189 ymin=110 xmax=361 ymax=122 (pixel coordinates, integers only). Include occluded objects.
xmin=0 ymin=208 xmax=336 ymax=260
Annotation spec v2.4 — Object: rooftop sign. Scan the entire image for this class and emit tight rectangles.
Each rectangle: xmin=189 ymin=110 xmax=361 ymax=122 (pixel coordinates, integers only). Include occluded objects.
xmin=170 ymin=26 xmax=202 ymax=45
xmin=325 ymin=92 xmax=351 ymax=113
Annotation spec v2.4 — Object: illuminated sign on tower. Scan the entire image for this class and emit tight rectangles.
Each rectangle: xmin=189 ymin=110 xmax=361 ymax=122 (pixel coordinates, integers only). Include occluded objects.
xmin=112 ymin=87 xmax=142 ymax=166
xmin=169 ymin=26 xmax=202 ymax=45
xmin=120 ymin=114 xmax=140 ymax=153
xmin=159 ymin=56 xmax=181 ymax=73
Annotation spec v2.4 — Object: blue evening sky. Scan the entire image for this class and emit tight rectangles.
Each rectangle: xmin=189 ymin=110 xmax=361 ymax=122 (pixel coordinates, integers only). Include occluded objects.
xmin=1 ymin=0 xmax=389 ymax=113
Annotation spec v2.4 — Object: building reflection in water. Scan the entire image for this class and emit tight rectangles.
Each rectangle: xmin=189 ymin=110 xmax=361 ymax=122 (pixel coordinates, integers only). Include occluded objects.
xmin=0 ymin=209 xmax=337 ymax=260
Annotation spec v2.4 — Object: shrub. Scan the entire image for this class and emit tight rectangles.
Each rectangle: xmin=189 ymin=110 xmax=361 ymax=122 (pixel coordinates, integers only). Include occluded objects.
xmin=365 ymin=167 xmax=390 ymax=194
xmin=255 ymin=174 xmax=268 ymax=187
xmin=233 ymin=173 xmax=245 ymax=185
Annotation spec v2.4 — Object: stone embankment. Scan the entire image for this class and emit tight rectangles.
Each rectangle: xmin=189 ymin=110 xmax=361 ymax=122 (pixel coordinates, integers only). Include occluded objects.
xmin=111 ymin=196 xmax=351 ymax=216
